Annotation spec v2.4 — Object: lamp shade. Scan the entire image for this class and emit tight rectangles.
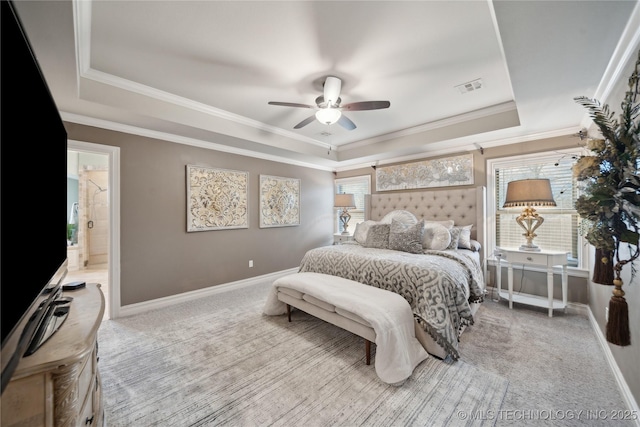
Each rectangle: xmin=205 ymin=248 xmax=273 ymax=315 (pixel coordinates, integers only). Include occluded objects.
xmin=503 ymin=179 xmax=556 ymax=208
xmin=316 ymin=107 xmax=342 ymax=125
xmin=334 ymin=193 xmax=356 ymax=208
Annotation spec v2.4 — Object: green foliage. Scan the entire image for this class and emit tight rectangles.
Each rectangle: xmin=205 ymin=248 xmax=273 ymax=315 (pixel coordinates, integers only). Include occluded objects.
xmin=573 ymin=50 xmax=640 ymax=276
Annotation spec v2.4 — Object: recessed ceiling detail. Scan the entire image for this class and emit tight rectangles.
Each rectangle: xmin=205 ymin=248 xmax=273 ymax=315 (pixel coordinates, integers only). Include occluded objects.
xmin=11 ymin=0 xmax=639 ymax=170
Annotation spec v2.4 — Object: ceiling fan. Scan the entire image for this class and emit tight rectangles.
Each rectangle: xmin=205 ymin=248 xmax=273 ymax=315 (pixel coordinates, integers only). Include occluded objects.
xmin=268 ymin=76 xmax=390 ymax=131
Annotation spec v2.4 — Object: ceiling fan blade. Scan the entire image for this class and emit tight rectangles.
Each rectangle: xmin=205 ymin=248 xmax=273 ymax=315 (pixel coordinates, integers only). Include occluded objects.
xmin=268 ymin=101 xmax=315 ymax=109
xmin=293 ymin=115 xmax=317 ymax=129
xmin=342 ymin=101 xmax=390 ymax=111
xmin=337 ymin=114 xmax=356 ymax=131
xmin=323 ymin=76 xmax=342 ymax=105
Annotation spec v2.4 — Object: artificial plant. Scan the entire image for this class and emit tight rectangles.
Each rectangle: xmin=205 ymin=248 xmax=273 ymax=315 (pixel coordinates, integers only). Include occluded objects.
xmin=573 ymin=49 xmax=640 ymax=346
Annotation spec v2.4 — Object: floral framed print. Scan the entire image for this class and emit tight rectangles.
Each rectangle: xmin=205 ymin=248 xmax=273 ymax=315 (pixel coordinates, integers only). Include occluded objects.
xmin=259 ymin=175 xmax=300 ymax=228
xmin=376 ymin=153 xmax=474 ymax=191
xmin=187 ymin=165 xmax=249 ymax=231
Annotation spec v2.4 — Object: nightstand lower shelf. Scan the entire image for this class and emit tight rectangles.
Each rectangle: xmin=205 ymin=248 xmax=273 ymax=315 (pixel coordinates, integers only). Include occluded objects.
xmin=494 ymin=247 xmax=569 ymax=317
xmin=497 ymin=290 xmax=566 ymax=311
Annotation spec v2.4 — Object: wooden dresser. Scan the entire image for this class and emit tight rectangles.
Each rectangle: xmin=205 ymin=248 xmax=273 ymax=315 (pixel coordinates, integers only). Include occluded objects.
xmin=1 ymin=284 xmax=105 ymax=426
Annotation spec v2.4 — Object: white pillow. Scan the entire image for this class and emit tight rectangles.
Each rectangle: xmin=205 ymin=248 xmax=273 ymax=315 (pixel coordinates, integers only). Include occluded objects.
xmin=422 ymin=223 xmax=452 ymax=251
xmin=380 ymin=210 xmax=418 ymax=225
xmin=354 ymin=220 xmax=377 ymax=245
xmin=425 ymin=219 xmax=455 ymax=230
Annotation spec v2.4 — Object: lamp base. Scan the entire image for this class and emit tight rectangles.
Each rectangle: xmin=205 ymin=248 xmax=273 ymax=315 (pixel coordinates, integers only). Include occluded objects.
xmin=341 ymin=230 xmax=350 ymax=236
xmin=519 ymin=244 xmax=541 ymax=252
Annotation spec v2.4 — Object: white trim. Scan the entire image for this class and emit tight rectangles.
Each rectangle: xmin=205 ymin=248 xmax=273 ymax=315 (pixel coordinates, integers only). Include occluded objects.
xmin=587 ymin=306 xmax=640 ymax=424
xmin=67 ymin=140 xmax=121 ymax=320
xmin=593 ymin=2 xmax=640 ymax=106
xmin=118 ymin=268 xmax=298 ymax=318
xmin=61 ymin=112 xmax=334 ymax=172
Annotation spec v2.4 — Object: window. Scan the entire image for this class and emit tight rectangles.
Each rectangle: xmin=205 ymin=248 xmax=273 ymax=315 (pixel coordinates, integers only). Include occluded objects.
xmin=334 ymin=175 xmax=371 ymax=234
xmin=488 ymin=149 xmax=587 ymax=268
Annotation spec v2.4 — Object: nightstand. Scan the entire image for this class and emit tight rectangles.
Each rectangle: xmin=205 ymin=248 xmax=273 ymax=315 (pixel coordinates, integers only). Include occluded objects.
xmin=334 ymin=233 xmax=354 ymax=245
xmin=494 ymin=247 xmax=569 ymax=317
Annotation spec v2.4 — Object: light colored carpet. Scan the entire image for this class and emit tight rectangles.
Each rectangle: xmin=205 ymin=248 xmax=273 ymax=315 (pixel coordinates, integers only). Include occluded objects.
xmin=459 ymin=295 xmax=636 ymax=427
xmin=98 ymin=282 xmax=508 ymax=426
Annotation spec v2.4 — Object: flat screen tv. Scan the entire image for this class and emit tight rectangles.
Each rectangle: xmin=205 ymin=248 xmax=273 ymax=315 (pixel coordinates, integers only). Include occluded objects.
xmin=1 ymin=0 xmax=69 ymax=394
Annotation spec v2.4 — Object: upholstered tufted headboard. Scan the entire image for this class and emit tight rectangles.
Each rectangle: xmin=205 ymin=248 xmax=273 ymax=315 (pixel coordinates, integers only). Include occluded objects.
xmin=366 ymin=186 xmax=486 ymax=258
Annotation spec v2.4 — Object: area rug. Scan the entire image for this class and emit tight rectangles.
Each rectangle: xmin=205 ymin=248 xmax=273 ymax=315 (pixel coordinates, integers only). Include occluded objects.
xmin=98 ymin=283 xmax=508 ymax=426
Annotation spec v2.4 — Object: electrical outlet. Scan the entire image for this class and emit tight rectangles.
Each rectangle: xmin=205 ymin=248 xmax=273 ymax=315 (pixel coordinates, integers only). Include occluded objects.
xmin=249 ymin=260 xmax=253 ymax=268
xmin=605 ymin=307 xmax=609 ymax=322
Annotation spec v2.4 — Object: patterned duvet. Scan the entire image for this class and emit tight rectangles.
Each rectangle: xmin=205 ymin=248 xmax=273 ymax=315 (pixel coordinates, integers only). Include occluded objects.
xmin=298 ymin=243 xmax=485 ymax=360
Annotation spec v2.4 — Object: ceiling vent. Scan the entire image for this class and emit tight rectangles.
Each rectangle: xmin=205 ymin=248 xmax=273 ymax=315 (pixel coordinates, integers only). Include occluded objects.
xmin=455 ymin=78 xmax=483 ymax=94
xmin=319 ymin=131 xmax=333 ymax=137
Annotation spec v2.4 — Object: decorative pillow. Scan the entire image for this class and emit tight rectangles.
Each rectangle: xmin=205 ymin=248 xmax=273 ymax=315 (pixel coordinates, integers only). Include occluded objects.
xmin=389 ymin=219 xmax=424 ymax=254
xmin=422 ymin=223 xmax=452 ymax=251
xmin=456 ymin=225 xmax=474 ymax=250
xmin=425 ymin=219 xmax=455 ymax=230
xmin=363 ymin=223 xmax=390 ymax=249
xmin=380 ymin=210 xmax=418 ymax=226
xmin=469 ymin=239 xmax=482 ymax=252
xmin=446 ymin=227 xmax=462 ymax=250
xmin=446 ymin=224 xmax=473 ymax=250
xmin=354 ymin=220 xmax=376 ymax=245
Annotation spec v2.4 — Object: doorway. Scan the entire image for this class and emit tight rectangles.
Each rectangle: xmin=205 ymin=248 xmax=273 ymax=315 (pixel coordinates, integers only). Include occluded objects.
xmin=66 ymin=141 xmax=120 ymax=320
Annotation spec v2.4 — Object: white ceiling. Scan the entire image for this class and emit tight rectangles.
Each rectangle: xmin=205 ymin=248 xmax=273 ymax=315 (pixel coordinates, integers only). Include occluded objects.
xmin=13 ymin=1 xmax=640 ymax=170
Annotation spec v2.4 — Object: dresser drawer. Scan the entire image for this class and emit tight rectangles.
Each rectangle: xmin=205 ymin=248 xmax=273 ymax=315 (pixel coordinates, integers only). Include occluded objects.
xmin=77 ymin=349 xmax=95 ymax=405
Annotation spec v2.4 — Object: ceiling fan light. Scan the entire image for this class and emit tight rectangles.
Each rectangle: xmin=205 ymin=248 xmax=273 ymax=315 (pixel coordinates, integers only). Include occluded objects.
xmin=315 ymin=107 xmax=342 ymax=125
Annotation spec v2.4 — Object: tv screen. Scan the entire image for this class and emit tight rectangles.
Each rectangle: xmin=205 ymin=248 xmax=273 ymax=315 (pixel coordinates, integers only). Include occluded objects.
xmin=1 ymin=0 xmax=69 ymax=393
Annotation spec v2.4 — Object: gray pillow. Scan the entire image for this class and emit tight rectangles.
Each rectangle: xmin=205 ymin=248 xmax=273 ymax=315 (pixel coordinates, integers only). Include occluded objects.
xmin=389 ymin=219 xmax=424 ymax=254
xmin=363 ymin=223 xmax=390 ymax=249
xmin=446 ymin=227 xmax=462 ymax=250
xmin=445 ymin=225 xmax=473 ymax=250
xmin=456 ymin=225 xmax=473 ymax=250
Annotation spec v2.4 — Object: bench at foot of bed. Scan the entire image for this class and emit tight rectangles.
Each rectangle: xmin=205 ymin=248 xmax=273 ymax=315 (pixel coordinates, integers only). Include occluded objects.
xmin=267 ymin=272 xmax=429 ymax=385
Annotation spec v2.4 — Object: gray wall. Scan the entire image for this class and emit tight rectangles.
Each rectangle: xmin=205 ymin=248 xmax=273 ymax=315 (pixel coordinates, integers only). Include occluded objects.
xmin=65 ymin=123 xmax=335 ymax=306
xmin=588 ymin=232 xmax=640 ymax=405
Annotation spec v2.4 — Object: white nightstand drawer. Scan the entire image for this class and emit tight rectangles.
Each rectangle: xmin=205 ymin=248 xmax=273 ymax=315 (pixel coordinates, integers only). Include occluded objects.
xmin=334 ymin=233 xmax=354 ymax=244
xmin=504 ymin=251 xmax=549 ymax=266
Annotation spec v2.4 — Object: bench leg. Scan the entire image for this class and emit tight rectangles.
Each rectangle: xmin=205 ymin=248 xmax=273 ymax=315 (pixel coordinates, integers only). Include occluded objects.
xmin=286 ymin=304 xmax=291 ymax=322
xmin=365 ymin=340 xmax=371 ymax=365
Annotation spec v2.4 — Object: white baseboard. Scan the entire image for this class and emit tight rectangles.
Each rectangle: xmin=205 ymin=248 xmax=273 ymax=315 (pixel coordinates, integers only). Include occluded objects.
xmin=117 ymin=268 xmax=298 ymax=318
xmin=587 ymin=306 xmax=640 ymax=425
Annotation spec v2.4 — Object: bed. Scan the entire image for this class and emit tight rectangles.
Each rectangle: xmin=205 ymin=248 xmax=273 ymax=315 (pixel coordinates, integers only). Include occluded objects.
xmin=297 ymin=187 xmax=487 ymax=360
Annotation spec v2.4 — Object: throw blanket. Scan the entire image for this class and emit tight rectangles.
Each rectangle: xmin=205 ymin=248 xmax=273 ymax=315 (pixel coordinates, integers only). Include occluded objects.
xmin=263 ymin=272 xmax=429 ymax=385
xmin=296 ymin=244 xmax=485 ymax=360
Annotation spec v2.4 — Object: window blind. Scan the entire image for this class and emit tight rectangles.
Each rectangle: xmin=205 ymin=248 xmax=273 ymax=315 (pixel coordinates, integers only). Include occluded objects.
xmin=335 ymin=176 xmax=370 ymax=234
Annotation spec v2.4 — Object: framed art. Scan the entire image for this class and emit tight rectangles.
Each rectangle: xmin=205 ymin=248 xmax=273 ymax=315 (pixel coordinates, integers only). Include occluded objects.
xmin=376 ymin=153 xmax=474 ymax=191
xmin=259 ymin=175 xmax=300 ymax=228
xmin=186 ymin=165 xmax=249 ymax=231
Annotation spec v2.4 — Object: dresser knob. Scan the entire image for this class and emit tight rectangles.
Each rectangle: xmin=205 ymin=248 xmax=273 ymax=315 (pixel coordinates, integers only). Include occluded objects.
xmin=527 ymin=257 xmax=533 ymax=261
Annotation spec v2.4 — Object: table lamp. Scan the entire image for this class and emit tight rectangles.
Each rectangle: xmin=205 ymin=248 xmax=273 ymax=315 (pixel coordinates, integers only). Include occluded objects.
xmin=503 ymin=179 xmax=556 ymax=252
xmin=334 ymin=193 xmax=356 ymax=235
